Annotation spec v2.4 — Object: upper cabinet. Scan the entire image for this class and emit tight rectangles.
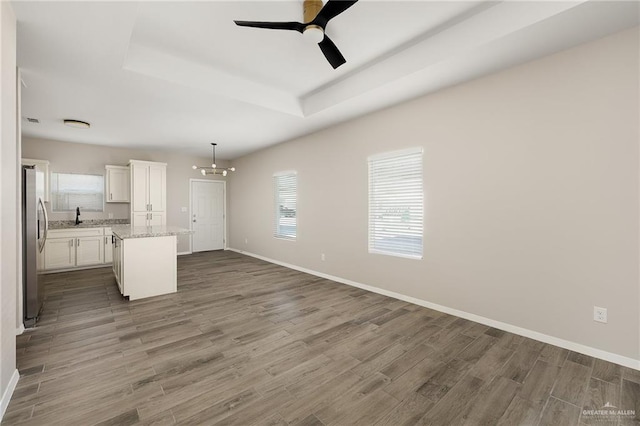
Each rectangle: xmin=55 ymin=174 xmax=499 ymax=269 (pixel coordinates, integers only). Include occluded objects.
xmin=105 ymin=165 xmax=130 ymax=203
xmin=129 ymin=160 xmax=166 ymax=227
xmin=22 ymin=158 xmax=50 ymax=202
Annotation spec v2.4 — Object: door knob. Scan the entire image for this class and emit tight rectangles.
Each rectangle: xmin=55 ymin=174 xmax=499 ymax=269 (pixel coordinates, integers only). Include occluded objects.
xmin=193 ymin=219 xmax=196 ymax=222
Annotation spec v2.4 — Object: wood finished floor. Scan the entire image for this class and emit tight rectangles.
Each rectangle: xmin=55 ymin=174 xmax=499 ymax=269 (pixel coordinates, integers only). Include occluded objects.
xmin=3 ymin=251 xmax=639 ymax=425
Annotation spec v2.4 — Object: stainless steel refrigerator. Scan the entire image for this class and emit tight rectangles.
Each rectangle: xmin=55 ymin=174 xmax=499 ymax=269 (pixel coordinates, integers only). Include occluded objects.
xmin=22 ymin=165 xmax=48 ymax=327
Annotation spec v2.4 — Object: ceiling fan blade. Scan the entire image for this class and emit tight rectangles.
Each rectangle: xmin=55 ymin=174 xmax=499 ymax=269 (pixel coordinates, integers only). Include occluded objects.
xmin=318 ymin=35 xmax=346 ymax=69
xmin=234 ymin=20 xmax=305 ymax=33
xmin=313 ymin=0 xmax=358 ymax=28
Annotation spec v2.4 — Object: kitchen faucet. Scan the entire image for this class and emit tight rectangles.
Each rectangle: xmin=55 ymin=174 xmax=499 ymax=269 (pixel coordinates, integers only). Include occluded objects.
xmin=75 ymin=207 xmax=82 ymax=225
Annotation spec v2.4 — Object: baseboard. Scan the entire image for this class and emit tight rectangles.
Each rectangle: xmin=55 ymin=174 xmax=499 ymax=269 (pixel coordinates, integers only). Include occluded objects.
xmin=41 ymin=263 xmax=111 ymax=274
xmin=0 ymin=369 xmax=19 ymax=421
xmin=15 ymin=324 xmax=24 ymax=336
xmin=177 ymin=251 xmax=192 ymax=256
xmin=229 ymin=248 xmax=640 ymax=371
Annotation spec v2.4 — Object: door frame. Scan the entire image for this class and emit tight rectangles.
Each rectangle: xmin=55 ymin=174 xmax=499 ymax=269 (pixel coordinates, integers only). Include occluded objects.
xmin=189 ymin=179 xmax=227 ymax=254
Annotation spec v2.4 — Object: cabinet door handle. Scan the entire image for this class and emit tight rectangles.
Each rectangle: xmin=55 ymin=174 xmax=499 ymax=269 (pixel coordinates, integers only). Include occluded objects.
xmin=150 ymin=204 xmax=152 ymax=211
xmin=110 ymin=193 xmax=113 ymax=200
xmin=69 ymin=239 xmax=73 ymax=248
xmin=77 ymin=238 xmax=80 ymax=247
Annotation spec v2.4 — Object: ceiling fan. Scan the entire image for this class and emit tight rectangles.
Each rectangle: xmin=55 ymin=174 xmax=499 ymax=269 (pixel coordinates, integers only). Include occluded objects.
xmin=234 ymin=0 xmax=358 ymax=69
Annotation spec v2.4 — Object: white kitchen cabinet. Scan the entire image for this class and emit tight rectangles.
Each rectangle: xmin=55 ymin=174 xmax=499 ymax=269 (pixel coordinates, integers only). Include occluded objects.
xmin=112 ymin=233 xmax=177 ymax=300
xmin=104 ymin=228 xmax=113 ymax=264
xmin=129 ymin=160 xmax=166 ymax=226
xmin=105 ymin=165 xmax=130 ymax=203
xmin=22 ymin=158 xmax=50 ymax=202
xmin=149 ymin=212 xmax=164 ymax=226
xmin=132 ymin=212 xmax=148 ymax=227
xmin=44 ymin=228 xmax=112 ymax=271
xmin=76 ymin=236 xmax=103 ymax=266
xmin=132 ymin=212 xmax=163 ymax=227
xmin=44 ymin=237 xmax=75 ymax=270
xmin=113 ymin=235 xmax=123 ymax=293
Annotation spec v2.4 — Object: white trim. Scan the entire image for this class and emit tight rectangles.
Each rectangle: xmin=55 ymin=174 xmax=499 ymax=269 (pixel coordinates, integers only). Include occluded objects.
xmin=0 ymin=369 xmax=19 ymax=421
xmin=368 ymin=146 xmax=423 ymax=161
xmin=228 ymin=248 xmax=640 ymax=371
xmin=41 ymin=264 xmax=111 ymax=274
xmin=128 ymin=159 xmax=167 ymax=166
xmin=369 ymin=249 xmax=423 ymax=261
xmin=177 ymin=251 xmax=192 ymax=256
xmin=273 ymin=170 xmax=297 ymax=177
xmin=15 ymin=324 xmax=24 ymax=336
xmin=189 ymin=179 xmax=227 ymax=253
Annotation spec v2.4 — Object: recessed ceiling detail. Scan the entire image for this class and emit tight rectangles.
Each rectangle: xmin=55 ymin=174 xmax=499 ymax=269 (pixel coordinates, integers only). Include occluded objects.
xmin=13 ymin=1 xmax=639 ymax=159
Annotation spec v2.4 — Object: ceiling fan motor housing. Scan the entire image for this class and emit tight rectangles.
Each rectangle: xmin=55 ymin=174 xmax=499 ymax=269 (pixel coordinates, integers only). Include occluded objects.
xmin=303 ymin=0 xmax=324 ymax=42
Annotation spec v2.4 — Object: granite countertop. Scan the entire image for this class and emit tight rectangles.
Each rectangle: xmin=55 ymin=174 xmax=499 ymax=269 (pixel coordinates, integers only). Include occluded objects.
xmin=111 ymin=225 xmax=193 ymax=239
xmin=49 ymin=219 xmax=130 ymax=230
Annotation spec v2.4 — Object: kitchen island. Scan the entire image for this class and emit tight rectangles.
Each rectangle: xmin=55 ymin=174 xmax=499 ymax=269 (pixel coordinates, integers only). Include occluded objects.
xmin=111 ymin=225 xmax=192 ymax=300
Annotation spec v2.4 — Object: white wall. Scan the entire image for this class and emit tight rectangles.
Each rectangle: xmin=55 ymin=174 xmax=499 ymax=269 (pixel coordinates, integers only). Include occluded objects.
xmin=229 ymin=27 xmax=640 ymax=365
xmin=0 ymin=0 xmax=19 ymax=419
xmin=22 ymin=137 xmax=230 ymax=254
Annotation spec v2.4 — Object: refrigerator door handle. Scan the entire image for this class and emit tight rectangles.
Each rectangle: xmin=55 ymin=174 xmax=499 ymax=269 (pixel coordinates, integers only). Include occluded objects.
xmin=38 ymin=197 xmax=48 ymax=253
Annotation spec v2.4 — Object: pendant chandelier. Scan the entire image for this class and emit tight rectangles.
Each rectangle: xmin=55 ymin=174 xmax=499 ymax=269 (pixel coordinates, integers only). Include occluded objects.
xmin=192 ymin=143 xmax=236 ymax=176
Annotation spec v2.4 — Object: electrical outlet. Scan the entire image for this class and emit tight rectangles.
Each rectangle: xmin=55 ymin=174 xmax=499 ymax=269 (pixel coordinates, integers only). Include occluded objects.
xmin=594 ymin=306 xmax=607 ymax=323
xmin=181 ymin=207 xmax=187 ymax=213
xmin=108 ymin=213 xmax=113 ymax=219
xmin=321 ymin=253 xmax=325 ymax=261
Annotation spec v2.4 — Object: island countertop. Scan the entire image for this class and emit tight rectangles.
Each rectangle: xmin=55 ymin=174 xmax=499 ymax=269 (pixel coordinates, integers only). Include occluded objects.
xmin=111 ymin=225 xmax=193 ymax=239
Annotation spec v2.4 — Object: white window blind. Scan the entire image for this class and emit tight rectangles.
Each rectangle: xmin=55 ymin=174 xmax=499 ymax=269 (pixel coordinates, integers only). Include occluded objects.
xmin=274 ymin=172 xmax=297 ymax=240
xmin=51 ymin=172 xmax=104 ymax=212
xmin=368 ymin=148 xmax=423 ymax=259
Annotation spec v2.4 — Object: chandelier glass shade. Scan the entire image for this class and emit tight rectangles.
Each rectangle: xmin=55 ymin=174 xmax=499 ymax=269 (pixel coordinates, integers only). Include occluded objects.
xmin=192 ymin=143 xmax=236 ymax=176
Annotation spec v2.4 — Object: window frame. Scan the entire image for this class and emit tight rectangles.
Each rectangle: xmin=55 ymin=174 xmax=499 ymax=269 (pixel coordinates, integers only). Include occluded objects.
xmin=273 ymin=171 xmax=297 ymax=241
xmin=368 ymin=147 xmax=424 ymax=260
xmin=50 ymin=171 xmax=105 ymax=213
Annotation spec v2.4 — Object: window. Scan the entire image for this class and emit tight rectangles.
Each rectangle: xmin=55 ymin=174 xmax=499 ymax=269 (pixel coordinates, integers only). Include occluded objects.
xmin=274 ymin=172 xmax=297 ymax=240
xmin=51 ymin=172 xmax=104 ymax=212
xmin=368 ymin=148 xmax=423 ymax=259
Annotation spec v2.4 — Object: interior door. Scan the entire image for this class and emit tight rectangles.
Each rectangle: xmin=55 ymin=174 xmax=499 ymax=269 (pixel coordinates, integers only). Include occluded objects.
xmin=191 ymin=180 xmax=224 ymax=252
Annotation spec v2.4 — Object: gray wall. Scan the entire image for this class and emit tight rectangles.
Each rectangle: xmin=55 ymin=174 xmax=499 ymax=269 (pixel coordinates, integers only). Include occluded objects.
xmin=228 ymin=28 xmax=640 ymax=362
xmin=22 ymin=137 xmax=230 ymax=253
xmin=0 ymin=0 xmax=18 ymax=417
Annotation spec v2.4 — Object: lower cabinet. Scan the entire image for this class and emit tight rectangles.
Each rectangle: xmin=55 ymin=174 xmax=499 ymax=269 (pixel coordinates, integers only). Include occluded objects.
xmin=43 ymin=227 xmax=113 ymax=271
xmin=76 ymin=236 xmax=104 ymax=266
xmin=113 ymin=234 xmax=177 ymax=300
xmin=44 ymin=237 xmax=75 ymax=270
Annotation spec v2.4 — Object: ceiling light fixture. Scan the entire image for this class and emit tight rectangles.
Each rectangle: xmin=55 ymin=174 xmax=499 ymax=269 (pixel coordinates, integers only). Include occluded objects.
xmin=63 ymin=119 xmax=90 ymax=129
xmin=192 ymin=143 xmax=236 ymax=177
